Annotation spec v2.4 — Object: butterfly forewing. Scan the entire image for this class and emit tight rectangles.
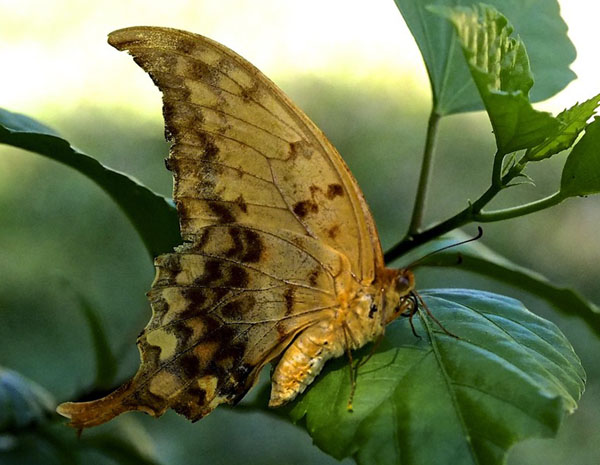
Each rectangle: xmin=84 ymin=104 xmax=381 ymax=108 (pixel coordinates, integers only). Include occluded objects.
xmin=109 ymin=26 xmax=383 ymax=280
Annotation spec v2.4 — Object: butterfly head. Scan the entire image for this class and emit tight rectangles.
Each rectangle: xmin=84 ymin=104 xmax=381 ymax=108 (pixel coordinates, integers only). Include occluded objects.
xmin=379 ymin=268 xmax=415 ymax=325
xmin=394 ymin=269 xmax=415 ymax=295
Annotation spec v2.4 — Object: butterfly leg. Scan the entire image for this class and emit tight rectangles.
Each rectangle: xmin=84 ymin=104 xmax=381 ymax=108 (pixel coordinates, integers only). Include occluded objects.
xmin=413 ymin=292 xmax=460 ymax=339
xmin=341 ymin=321 xmax=358 ymax=411
xmin=344 ymin=328 xmax=385 ymax=412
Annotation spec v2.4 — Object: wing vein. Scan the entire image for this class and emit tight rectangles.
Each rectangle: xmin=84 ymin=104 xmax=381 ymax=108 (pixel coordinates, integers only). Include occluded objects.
xmin=174 ymin=158 xmax=272 ymax=183
xmin=176 ymin=196 xmax=290 ymax=212
xmin=179 ymin=251 xmax=333 ymax=295
xmin=139 ymin=304 xmax=334 ymax=391
xmin=130 ymin=43 xmax=302 ymax=136
xmin=173 ymin=127 xmax=271 ymax=160
xmin=266 ymin=159 xmax=317 ymax=238
xmin=173 ymin=100 xmax=299 ymax=144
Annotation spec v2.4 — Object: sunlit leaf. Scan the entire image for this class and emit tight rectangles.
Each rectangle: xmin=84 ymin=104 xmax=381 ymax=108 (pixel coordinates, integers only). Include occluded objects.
xmin=0 ymin=108 xmax=180 ymax=259
xmin=526 ymin=93 xmax=600 ymax=161
xmin=431 ymin=4 xmax=558 ymax=153
xmin=560 ymin=117 xmax=600 ymax=197
xmin=394 ymin=0 xmax=575 ymax=115
xmin=288 ymin=290 xmax=584 ymax=465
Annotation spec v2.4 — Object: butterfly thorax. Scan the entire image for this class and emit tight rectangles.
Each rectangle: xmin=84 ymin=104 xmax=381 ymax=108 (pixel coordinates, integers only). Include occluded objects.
xmin=377 ymin=267 xmax=416 ymax=325
xmin=268 ymin=267 xmax=414 ymax=407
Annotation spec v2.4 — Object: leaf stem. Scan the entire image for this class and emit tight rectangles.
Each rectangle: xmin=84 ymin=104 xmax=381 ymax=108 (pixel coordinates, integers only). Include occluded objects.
xmin=491 ymin=151 xmax=505 ymax=188
xmin=408 ymin=111 xmax=442 ymax=234
xmin=384 ymin=153 xmax=563 ymax=263
xmin=475 ymin=191 xmax=565 ymax=222
xmin=385 ymin=206 xmax=472 ymax=262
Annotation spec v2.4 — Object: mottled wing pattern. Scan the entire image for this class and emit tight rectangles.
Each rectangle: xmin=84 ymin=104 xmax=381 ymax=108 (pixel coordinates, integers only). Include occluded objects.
xmin=58 ymin=224 xmax=347 ymax=426
xmin=56 ymin=26 xmax=384 ymax=427
xmin=141 ymin=225 xmax=347 ymax=419
xmin=110 ymin=26 xmax=383 ymax=280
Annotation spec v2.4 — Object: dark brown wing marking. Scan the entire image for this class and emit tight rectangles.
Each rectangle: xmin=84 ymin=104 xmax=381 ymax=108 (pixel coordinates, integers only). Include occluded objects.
xmin=57 ymin=225 xmax=345 ymax=426
xmin=56 ymin=26 xmax=384 ymax=428
xmin=107 ymin=26 xmax=383 ymax=282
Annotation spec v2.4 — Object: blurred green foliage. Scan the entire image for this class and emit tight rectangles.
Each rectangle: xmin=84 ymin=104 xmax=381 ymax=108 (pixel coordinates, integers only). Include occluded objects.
xmin=1 ymin=76 xmax=599 ymax=464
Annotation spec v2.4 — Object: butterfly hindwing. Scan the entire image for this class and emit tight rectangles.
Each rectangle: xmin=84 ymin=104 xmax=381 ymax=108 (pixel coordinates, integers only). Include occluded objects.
xmin=57 ymin=223 xmax=346 ymax=426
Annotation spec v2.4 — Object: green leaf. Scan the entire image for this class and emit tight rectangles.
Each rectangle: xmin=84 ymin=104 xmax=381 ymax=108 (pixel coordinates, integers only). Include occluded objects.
xmin=63 ymin=283 xmax=118 ymax=391
xmin=560 ymin=117 xmax=600 ymax=197
xmin=394 ymin=0 xmax=575 ymax=116
xmin=0 ymin=368 xmax=55 ymax=433
xmin=0 ymin=417 xmax=162 ymax=465
xmin=0 ymin=108 xmax=180 ymax=259
xmin=288 ymin=289 xmax=584 ymax=465
xmin=431 ymin=4 xmax=559 ymax=153
xmin=80 ymin=433 xmax=161 ymax=465
xmin=397 ymin=231 xmax=600 ymax=337
xmin=526 ymin=93 xmax=600 ymax=161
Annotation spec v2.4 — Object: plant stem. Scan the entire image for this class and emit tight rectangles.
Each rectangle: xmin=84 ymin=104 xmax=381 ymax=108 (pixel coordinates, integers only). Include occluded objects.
xmin=386 ymin=151 xmax=503 ymax=262
xmin=384 ymin=153 xmax=564 ymax=263
xmin=385 ymin=204 xmax=472 ymax=262
xmin=475 ymin=191 xmax=565 ymax=222
xmin=408 ymin=111 xmax=442 ymax=234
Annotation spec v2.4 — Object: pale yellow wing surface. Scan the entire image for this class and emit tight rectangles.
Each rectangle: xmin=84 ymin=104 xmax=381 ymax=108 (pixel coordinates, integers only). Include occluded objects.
xmin=108 ymin=26 xmax=384 ymax=281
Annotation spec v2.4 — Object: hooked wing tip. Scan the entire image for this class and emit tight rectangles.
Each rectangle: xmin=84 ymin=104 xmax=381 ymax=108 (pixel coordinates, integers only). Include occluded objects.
xmin=56 ymin=381 xmax=149 ymax=429
xmin=56 ymin=400 xmax=121 ymax=429
xmin=107 ymin=26 xmax=201 ymax=51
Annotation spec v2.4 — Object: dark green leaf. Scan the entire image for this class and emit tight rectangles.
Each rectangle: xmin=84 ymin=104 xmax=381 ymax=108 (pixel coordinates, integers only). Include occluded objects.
xmin=78 ymin=416 xmax=161 ymax=464
xmin=81 ymin=433 xmax=161 ymax=465
xmin=560 ymin=117 xmax=600 ymax=197
xmin=0 ymin=418 xmax=162 ymax=465
xmin=431 ymin=4 xmax=558 ymax=153
xmin=396 ymin=231 xmax=600 ymax=337
xmin=526 ymin=93 xmax=600 ymax=161
xmin=288 ymin=289 xmax=584 ymax=465
xmin=0 ymin=368 xmax=55 ymax=433
xmin=63 ymin=283 xmax=118 ymax=391
xmin=0 ymin=108 xmax=180 ymax=259
xmin=394 ymin=0 xmax=575 ymax=115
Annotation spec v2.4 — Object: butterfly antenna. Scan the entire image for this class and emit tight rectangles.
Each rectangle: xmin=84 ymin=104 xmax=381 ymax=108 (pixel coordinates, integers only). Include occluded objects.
xmin=406 ymin=226 xmax=483 ymax=269
xmin=412 ymin=291 xmax=460 ymax=339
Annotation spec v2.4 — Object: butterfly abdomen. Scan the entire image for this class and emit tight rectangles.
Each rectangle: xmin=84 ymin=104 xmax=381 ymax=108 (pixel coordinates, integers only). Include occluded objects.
xmin=269 ymin=319 xmax=345 ymax=407
xmin=268 ymin=289 xmax=383 ymax=407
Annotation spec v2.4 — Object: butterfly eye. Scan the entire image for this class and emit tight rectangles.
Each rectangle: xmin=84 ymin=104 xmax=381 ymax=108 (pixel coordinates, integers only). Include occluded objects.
xmin=396 ymin=275 xmax=411 ymax=291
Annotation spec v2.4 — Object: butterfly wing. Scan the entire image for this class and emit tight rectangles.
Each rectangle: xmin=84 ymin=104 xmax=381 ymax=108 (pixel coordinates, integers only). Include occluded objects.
xmin=111 ymin=26 xmax=384 ymax=280
xmin=57 ymin=27 xmax=384 ymax=428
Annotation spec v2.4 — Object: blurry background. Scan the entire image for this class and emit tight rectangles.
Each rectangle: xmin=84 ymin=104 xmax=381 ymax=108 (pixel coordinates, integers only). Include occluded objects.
xmin=1 ymin=0 xmax=599 ymax=464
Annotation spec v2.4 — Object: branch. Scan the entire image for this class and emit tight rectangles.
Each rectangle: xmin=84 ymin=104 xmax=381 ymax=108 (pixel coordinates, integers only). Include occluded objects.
xmin=407 ymin=111 xmax=442 ymax=234
xmin=384 ymin=153 xmax=562 ymax=263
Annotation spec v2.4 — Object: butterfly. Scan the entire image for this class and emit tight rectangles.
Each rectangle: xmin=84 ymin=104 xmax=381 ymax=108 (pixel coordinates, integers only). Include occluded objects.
xmin=56 ymin=26 xmax=417 ymax=428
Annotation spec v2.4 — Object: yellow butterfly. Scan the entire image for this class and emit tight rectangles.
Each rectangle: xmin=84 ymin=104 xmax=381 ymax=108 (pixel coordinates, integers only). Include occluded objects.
xmin=57 ymin=26 xmax=416 ymax=428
